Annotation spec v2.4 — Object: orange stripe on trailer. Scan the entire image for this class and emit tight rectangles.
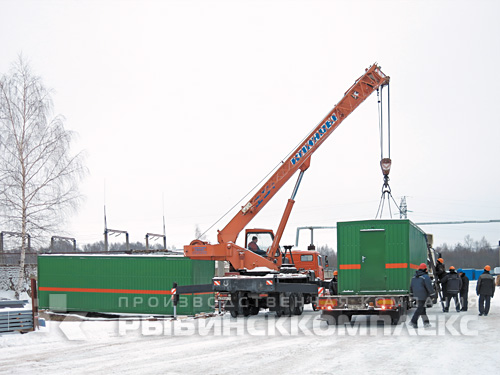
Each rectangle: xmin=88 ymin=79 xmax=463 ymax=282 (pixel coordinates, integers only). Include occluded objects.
xmin=339 ymin=264 xmax=361 ymax=270
xmin=385 ymin=263 xmax=408 ymax=269
xmin=39 ymin=286 xmax=173 ymax=294
xmin=39 ymin=286 xmax=214 ymax=296
xmin=409 ymin=264 xmax=420 ymax=269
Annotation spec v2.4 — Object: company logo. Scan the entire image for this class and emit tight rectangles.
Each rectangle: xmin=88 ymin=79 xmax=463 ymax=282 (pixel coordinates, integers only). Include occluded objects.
xmin=192 ymin=247 xmax=207 ymax=254
xmin=291 ymin=114 xmax=337 ymax=166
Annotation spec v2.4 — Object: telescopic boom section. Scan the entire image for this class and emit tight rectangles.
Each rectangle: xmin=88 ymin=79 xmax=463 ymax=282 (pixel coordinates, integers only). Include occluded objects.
xmin=218 ymin=63 xmax=389 ymax=243
xmin=184 ymin=63 xmax=389 ymax=271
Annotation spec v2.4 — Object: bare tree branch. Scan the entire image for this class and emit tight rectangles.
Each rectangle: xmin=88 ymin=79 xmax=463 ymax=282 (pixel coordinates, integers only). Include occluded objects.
xmin=0 ymin=55 xmax=87 ymax=298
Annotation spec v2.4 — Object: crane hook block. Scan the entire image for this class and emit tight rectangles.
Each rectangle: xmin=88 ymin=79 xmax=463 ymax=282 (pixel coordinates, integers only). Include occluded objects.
xmin=380 ymin=158 xmax=392 ymax=176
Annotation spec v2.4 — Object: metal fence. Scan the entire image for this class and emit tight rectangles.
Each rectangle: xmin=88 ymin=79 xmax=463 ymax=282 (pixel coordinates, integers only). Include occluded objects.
xmin=0 ymin=252 xmax=41 ymax=266
xmin=0 ymin=300 xmax=33 ymax=333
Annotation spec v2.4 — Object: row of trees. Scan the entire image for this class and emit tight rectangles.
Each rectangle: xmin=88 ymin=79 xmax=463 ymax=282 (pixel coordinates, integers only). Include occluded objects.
xmin=317 ymin=245 xmax=337 ymax=270
xmin=436 ymin=235 xmax=499 ymax=269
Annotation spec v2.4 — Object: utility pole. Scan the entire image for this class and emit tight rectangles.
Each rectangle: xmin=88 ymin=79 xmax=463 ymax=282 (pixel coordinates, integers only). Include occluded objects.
xmin=399 ymin=196 xmax=408 ymax=219
xmin=50 ymin=236 xmax=77 ymax=253
xmin=145 ymin=233 xmax=166 ymax=250
xmin=104 ymin=229 xmax=129 ymax=251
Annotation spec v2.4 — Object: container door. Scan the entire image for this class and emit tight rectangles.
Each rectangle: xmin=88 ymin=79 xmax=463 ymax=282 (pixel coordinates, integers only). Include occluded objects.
xmin=360 ymin=229 xmax=386 ymax=292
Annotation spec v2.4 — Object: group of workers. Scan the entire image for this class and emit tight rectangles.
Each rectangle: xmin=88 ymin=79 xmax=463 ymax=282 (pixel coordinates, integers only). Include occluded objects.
xmin=410 ymin=258 xmax=496 ymax=328
xmin=435 ymin=258 xmax=496 ymax=316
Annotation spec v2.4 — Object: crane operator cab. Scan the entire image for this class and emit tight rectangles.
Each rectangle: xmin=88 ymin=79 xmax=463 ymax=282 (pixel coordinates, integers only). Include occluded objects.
xmin=245 ymin=229 xmax=278 ymax=258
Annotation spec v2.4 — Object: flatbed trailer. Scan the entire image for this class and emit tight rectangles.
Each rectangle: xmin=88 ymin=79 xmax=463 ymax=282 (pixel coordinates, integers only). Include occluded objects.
xmin=174 ymin=268 xmax=321 ymax=317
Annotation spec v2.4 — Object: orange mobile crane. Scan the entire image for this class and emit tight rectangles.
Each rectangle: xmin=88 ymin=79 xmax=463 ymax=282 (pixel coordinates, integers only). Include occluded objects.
xmin=177 ymin=63 xmax=390 ymax=317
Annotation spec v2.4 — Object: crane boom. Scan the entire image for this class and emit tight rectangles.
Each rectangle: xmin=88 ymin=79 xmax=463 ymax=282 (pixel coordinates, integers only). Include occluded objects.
xmin=184 ymin=63 xmax=389 ymax=271
xmin=218 ymin=63 xmax=390 ymax=243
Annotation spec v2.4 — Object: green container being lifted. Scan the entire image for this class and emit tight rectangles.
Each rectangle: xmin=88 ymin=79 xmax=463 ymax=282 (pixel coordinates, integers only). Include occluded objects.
xmin=336 ymin=219 xmax=428 ymax=295
xmin=38 ymin=254 xmax=215 ymax=316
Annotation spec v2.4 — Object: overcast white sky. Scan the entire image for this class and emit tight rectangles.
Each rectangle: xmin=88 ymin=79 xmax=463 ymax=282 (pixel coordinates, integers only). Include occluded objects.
xmin=1 ymin=0 xmax=499 ymax=250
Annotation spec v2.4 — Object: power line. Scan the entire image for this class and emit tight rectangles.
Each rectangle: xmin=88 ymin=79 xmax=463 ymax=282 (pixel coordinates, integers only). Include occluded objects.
xmin=295 ymin=220 xmax=500 ymax=247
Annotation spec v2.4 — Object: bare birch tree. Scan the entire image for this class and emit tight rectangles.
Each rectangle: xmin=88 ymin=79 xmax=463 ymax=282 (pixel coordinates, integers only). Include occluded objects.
xmin=0 ymin=56 xmax=86 ymax=298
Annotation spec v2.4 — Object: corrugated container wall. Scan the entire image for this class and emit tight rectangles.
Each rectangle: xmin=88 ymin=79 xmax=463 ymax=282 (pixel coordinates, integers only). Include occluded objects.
xmin=38 ymin=255 xmax=215 ymax=315
xmin=337 ymin=220 xmax=428 ymax=295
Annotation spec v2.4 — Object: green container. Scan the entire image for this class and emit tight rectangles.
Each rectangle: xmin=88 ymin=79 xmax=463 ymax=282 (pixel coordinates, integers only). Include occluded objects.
xmin=337 ymin=219 xmax=428 ymax=295
xmin=38 ymin=255 xmax=215 ymax=315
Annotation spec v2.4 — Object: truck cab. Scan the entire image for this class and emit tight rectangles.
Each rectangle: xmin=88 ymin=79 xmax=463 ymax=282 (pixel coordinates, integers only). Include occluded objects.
xmin=284 ymin=250 xmax=326 ymax=281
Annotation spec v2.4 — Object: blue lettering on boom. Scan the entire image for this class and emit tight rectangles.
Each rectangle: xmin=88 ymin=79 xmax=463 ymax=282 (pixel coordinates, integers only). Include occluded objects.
xmin=291 ymin=114 xmax=337 ymax=165
xmin=254 ymin=183 xmax=275 ymax=209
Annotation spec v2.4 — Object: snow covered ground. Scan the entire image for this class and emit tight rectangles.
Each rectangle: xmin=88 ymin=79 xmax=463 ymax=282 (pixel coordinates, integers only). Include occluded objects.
xmin=1 ymin=282 xmax=498 ymax=374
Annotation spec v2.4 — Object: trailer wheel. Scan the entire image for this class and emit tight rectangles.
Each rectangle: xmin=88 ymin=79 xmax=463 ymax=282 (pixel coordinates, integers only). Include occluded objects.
xmin=292 ymin=293 xmax=304 ymax=315
xmin=325 ymin=312 xmax=340 ymax=325
xmin=282 ymin=292 xmax=292 ymax=317
xmin=390 ymin=306 xmax=406 ymax=325
xmin=250 ymin=305 xmax=260 ymax=315
xmin=390 ymin=314 xmax=399 ymax=325
xmin=311 ymin=296 xmax=318 ymax=311
xmin=230 ymin=293 xmax=240 ymax=318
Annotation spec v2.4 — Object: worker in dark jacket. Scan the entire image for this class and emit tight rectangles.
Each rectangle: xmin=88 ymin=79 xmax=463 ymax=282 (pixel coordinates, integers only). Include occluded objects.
xmin=435 ymin=258 xmax=446 ymax=281
xmin=477 ymin=265 xmax=495 ymax=316
xmin=248 ymin=236 xmax=267 ymax=257
xmin=435 ymin=258 xmax=446 ymax=294
xmin=457 ymin=268 xmax=469 ymax=311
xmin=440 ymin=266 xmax=462 ymax=312
xmin=329 ymin=270 xmax=338 ymax=295
xmin=410 ymin=263 xmax=435 ymax=328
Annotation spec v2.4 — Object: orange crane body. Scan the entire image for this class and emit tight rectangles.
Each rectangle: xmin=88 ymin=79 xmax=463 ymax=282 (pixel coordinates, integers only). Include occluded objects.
xmin=184 ymin=63 xmax=389 ymax=272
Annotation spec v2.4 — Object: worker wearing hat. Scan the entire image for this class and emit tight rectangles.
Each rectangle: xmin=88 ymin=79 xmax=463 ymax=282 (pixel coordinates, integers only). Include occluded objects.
xmin=440 ymin=266 xmax=462 ymax=312
xmin=435 ymin=258 xmax=446 ymax=282
xmin=410 ymin=263 xmax=435 ymax=328
xmin=329 ymin=270 xmax=338 ymax=295
xmin=457 ymin=269 xmax=469 ymax=311
xmin=477 ymin=265 xmax=495 ymax=316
